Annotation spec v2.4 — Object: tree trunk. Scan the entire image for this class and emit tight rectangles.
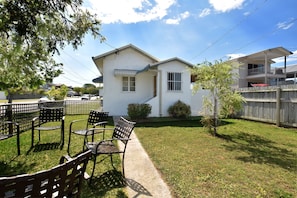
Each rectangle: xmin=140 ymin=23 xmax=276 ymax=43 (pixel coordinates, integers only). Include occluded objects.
xmin=213 ymin=89 xmax=218 ymax=136
xmin=6 ymin=92 xmax=13 ymax=134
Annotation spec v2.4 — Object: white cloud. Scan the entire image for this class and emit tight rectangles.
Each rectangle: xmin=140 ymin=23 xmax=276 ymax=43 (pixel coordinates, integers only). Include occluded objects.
xmin=209 ymin=0 xmax=245 ymax=12
xmin=243 ymin=11 xmax=250 ymax=16
xmin=165 ymin=18 xmax=180 ymax=25
xmin=165 ymin=11 xmax=190 ymax=25
xmin=290 ymin=50 xmax=297 ymax=62
xmin=199 ymin=8 xmax=211 ymax=18
xmin=87 ymin=0 xmax=176 ymax=24
xmin=273 ymin=50 xmax=297 ymax=64
xmin=227 ymin=53 xmax=246 ymax=60
xmin=277 ymin=20 xmax=294 ymax=30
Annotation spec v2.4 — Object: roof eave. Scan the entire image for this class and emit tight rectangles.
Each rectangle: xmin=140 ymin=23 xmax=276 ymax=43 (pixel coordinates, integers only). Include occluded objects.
xmin=92 ymin=44 xmax=159 ymax=62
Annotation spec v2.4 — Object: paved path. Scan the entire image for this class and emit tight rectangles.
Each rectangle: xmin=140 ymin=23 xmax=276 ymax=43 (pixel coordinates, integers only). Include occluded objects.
xmin=119 ymin=132 xmax=172 ymax=197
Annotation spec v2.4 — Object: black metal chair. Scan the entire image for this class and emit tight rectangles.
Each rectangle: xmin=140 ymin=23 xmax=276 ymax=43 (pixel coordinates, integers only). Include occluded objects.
xmin=31 ymin=107 xmax=65 ymax=149
xmin=0 ymin=121 xmax=20 ymax=155
xmin=85 ymin=117 xmax=136 ymax=178
xmin=67 ymin=110 xmax=109 ymax=154
xmin=0 ymin=150 xmax=92 ymax=198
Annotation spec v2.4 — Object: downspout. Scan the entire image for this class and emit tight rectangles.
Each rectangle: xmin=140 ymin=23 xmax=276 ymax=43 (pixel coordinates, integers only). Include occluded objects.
xmin=284 ymin=56 xmax=287 ymax=80
xmin=158 ymin=70 xmax=163 ymax=117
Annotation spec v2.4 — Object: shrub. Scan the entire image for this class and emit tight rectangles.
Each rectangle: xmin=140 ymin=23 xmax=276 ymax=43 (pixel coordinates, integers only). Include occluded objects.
xmin=46 ymin=85 xmax=67 ymax=100
xmin=167 ymin=100 xmax=191 ymax=118
xmin=128 ymin=103 xmax=151 ymax=120
xmin=200 ymin=116 xmax=213 ymax=131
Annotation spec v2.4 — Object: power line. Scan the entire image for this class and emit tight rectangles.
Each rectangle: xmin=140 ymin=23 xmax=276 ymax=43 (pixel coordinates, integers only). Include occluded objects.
xmin=103 ymin=41 xmax=118 ymax=50
xmin=225 ymin=17 xmax=297 ymax=59
xmin=60 ymin=50 xmax=98 ymax=74
xmin=55 ymin=55 xmax=91 ymax=82
xmin=190 ymin=0 xmax=269 ymax=61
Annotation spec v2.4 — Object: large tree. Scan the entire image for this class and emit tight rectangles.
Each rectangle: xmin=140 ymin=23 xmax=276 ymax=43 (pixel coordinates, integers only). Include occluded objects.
xmin=191 ymin=60 xmax=244 ymax=136
xmin=0 ymin=0 xmax=104 ymax=102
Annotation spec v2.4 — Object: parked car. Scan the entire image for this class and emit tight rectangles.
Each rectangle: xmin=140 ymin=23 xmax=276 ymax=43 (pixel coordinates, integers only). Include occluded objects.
xmin=81 ymin=94 xmax=91 ymax=100
xmin=38 ymin=97 xmax=54 ymax=108
xmin=38 ymin=96 xmax=53 ymax=103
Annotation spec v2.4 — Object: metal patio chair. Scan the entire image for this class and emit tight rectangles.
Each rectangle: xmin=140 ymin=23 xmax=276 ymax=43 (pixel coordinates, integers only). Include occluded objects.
xmin=31 ymin=107 xmax=65 ymax=149
xmin=85 ymin=116 xmax=136 ymax=178
xmin=67 ymin=110 xmax=109 ymax=154
xmin=0 ymin=150 xmax=92 ymax=198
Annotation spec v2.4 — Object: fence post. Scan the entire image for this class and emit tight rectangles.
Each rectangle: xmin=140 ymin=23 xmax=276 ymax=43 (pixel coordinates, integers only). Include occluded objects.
xmin=6 ymin=103 xmax=13 ymax=134
xmin=276 ymin=87 xmax=281 ymax=126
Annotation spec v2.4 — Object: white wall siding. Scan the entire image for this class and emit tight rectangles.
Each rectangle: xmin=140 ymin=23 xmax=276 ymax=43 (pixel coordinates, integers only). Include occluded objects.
xmin=102 ymin=48 xmax=156 ymax=116
xmin=190 ymin=89 xmax=210 ymax=116
xmin=158 ymin=61 xmax=192 ymax=117
xmin=145 ymin=96 xmax=159 ymax=117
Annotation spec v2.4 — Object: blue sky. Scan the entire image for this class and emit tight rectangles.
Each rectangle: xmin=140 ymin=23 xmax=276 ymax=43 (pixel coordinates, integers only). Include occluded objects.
xmin=53 ymin=0 xmax=297 ymax=87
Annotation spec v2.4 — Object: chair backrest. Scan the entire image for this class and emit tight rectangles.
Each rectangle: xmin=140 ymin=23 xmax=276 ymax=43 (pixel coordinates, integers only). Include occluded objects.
xmin=112 ymin=117 xmax=136 ymax=145
xmin=87 ymin=110 xmax=109 ymax=126
xmin=0 ymin=150 xmax=91 ymax=198
xmin=39 ymin=107 xmax=64 ymax=122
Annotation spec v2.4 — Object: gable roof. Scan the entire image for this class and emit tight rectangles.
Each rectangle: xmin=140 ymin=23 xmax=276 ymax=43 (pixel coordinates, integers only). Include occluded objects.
xmin=149 ymin=57 xmax=195 ymax=68
xmin=92 ymin=44 xmax=159 ymax=62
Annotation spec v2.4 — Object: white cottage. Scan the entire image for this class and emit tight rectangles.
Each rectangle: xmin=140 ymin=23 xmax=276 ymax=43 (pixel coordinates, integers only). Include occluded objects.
xmin=92 ymin=44 xmax=197 ymax=117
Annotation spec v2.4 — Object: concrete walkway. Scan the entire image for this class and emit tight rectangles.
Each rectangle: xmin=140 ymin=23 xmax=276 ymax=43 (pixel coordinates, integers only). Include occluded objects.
xmin=119 ymin=131 xmax=172 ymax=197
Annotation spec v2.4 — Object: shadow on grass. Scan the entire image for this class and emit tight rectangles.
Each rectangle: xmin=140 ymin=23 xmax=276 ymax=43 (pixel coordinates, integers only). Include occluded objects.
xmin=85 ymin=170 xmax=127 ymax=197
xmin=84 ymin=169 xmax=152 ymax=197
xmin=26 ymin=142 xmax=61 ymax=154
xmin=223 ymin=132 xmax=297 ymax=171
xmin=135 ymin=117 xmax=233 ymax=128
xmin=0 ymin=160 xmax=36 ymax=176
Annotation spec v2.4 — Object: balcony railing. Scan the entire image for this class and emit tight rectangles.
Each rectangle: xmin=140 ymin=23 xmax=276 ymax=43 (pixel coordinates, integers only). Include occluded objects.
xmin=248 ymin=67 xmax=265 ymax=75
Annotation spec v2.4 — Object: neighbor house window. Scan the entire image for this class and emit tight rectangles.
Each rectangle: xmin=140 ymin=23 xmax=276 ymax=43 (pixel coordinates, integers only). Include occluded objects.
xmin=167 ymin=72 xmax=182 ymax=91
xmin=122 ymin=76 xmax=135 ymax=92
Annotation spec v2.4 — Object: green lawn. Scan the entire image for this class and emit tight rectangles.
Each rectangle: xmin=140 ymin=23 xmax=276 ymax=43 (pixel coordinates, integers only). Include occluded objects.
xmin=1 ymin=116 xmax=296 ymax=198
xmin=135 ymin=118 xmax=297 ymax=198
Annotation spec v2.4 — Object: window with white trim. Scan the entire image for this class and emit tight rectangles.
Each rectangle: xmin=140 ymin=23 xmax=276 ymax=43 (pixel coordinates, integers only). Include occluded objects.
xmin=167 ymin=72 xmax=182 ymax=91
xmin=122 ymin=76 xmax=135 ymax=92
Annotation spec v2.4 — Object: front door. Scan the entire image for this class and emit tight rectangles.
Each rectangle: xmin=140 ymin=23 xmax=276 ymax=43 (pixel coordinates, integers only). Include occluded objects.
xmin=153 ymin=76 xmax=157 ymax=97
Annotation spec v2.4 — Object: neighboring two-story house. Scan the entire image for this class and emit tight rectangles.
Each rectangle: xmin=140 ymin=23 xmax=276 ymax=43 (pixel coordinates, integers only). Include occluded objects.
xmin=230 ymin=47 xmax=293 ymax=88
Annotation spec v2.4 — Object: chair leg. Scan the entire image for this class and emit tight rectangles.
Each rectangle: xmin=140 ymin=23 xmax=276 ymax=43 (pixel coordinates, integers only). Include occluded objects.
xmin=67 ymin=133 xmax=71 ymax=153
xmin=122 ymin=153 xmax=125 ymax=177
xmin=110 ymin=154 xmax=115 ymax=169
xmin=60 ymin=129 xmax=64 ymax=150
xmin=91 ymin=155 xmax=97 ymax=179
xmin=31 ymin=129 xmax=34 ymax=148
xmin=83 ymin=136 xmax=88 ymax=151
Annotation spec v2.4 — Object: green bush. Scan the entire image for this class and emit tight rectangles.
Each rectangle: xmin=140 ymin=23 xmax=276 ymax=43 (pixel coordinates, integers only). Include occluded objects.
xmin=168 ymin=100 xmax=191 ymax=118
xmin=200 ymin=115 xmax=213 ymax=131
xmin=46 ymin=85 xmax=67 ymax=100
xmin=128 ymin=103 xmax=151 ymax=120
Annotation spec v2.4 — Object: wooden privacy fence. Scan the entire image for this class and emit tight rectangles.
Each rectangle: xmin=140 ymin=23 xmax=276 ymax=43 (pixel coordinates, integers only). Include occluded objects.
xmin=237 ymin=84 xmax=297 ymax=127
